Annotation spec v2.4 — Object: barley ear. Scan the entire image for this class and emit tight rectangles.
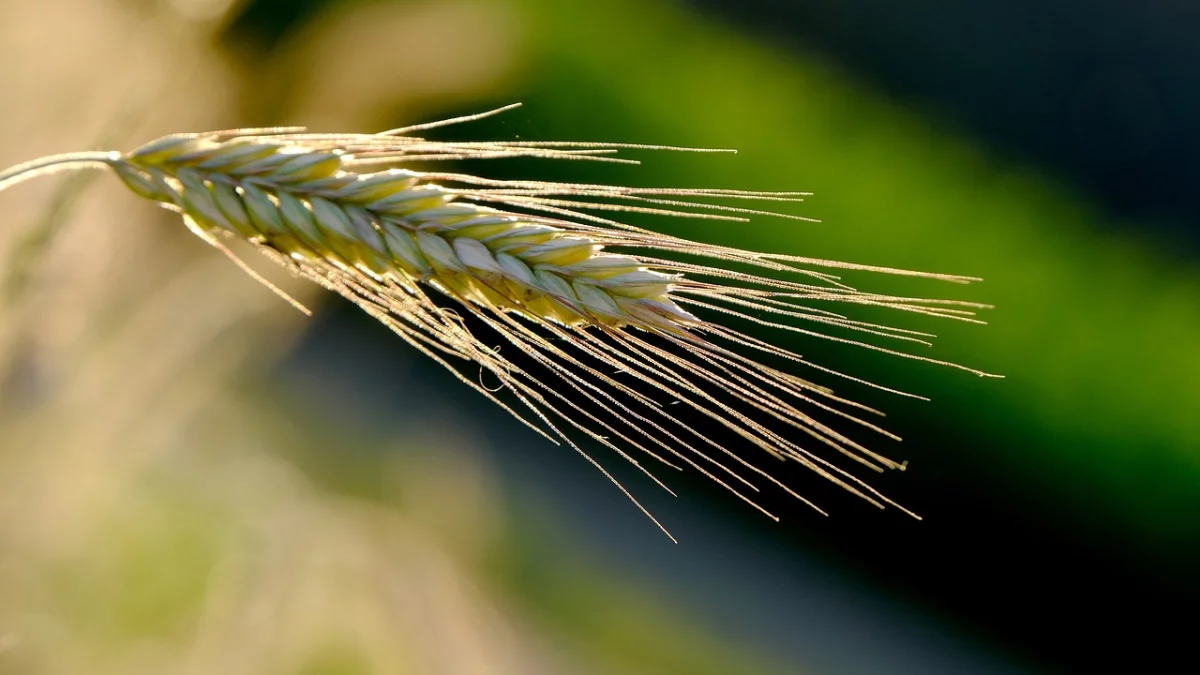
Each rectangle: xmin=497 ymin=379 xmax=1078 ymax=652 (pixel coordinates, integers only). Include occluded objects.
xmin=0 ymin=109 xmax=999 ymax=539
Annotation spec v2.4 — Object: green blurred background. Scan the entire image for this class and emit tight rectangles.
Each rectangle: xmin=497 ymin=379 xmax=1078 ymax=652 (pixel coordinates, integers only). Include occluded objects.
xmin=1 ymin=0 xmax=1196 ymax=673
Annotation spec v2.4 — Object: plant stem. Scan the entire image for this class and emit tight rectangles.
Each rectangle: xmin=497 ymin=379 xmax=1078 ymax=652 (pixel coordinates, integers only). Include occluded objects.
xmin=0 ymin=151 xmax=119 ymax=194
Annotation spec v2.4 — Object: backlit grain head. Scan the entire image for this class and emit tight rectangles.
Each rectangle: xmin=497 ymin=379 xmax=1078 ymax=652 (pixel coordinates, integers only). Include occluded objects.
xmin=0 ymin=104 xmax=998 ymax=539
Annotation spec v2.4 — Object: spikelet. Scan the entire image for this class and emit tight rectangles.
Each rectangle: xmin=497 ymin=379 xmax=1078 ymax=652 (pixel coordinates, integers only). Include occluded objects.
xmin=0 ymin=104 xmax=997 ymax=539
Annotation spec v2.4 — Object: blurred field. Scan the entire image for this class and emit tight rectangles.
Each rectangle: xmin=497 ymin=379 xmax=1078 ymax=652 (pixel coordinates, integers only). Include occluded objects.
xmin=1 ymin=0 xmax=1196 ymax=673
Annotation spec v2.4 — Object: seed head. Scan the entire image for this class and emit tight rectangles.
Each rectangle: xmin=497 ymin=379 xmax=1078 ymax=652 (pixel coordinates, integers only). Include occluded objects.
xmin=0 ymin=105 xmax=997 ymax=539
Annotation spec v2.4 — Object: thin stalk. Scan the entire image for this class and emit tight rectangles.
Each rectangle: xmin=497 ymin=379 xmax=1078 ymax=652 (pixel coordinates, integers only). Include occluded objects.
xmin=0 ymin=151 xmax=119 ymax=194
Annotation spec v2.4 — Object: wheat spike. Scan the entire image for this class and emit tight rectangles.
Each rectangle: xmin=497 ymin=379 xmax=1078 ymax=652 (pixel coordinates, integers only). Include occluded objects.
xmin=0 ymin=105 xmax=998 ymax=539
